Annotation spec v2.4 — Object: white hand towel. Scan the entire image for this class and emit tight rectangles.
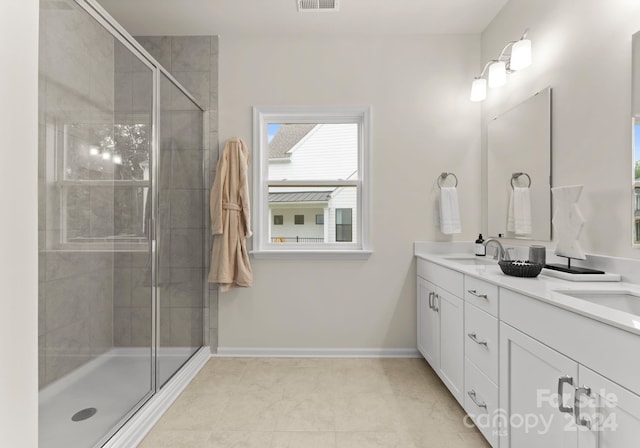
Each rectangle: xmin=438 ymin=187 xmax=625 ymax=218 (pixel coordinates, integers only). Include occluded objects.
xmin=439 ymin=187 xmax=461 ymax=234
xmin=507 ymin=189 xmax=516 ymax=233
xmin=507 ymin=187 xmax=532 ymax=235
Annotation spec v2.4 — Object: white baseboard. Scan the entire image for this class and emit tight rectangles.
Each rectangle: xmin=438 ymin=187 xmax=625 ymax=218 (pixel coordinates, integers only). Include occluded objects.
xmin=215 ymin=347 xmax=420 ymax=358
xmin=103 ymin=346 xmax=210 ymax=448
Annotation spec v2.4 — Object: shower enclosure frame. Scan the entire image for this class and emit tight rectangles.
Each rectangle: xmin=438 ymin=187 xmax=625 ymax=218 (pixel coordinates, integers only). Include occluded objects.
xmin=41 ymin=1 xmax=210 ymax=447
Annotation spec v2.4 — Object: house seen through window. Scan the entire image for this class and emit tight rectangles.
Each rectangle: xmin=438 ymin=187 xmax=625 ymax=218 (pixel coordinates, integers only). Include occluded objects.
xmin=253 ymin=107 xmax=370 ymax=254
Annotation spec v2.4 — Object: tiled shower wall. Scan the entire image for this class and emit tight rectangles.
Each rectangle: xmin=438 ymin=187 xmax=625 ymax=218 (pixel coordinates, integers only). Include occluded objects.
xmin=39 ymin=14 xmax=215 ymax=390
xmin=135 ymin=36 xmax=220 ymax=352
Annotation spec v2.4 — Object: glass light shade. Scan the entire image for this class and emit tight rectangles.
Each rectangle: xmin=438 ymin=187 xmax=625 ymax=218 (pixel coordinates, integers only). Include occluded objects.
xmin=470 ymin=78 xmax=487 ymax=102
xmin=510 ymin=39 xmax=531 ymax=71
xmin=101 ymin=152 xmax=111 ymax=160
xmin=488 ymin=61 xmax=507 ymax=88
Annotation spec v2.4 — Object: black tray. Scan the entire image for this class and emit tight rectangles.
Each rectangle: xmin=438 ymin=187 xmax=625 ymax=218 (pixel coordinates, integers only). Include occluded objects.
xmin=499 ymin=260 xmax=544 ymax=278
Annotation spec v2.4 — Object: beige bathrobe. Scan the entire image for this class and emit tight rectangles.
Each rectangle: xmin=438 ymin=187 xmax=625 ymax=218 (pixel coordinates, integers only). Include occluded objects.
xmin=208 ymin=137 xmax=253 ymax=291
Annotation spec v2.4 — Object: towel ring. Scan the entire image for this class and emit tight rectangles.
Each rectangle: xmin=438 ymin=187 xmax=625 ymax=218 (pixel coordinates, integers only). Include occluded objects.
xmin=437 ymin=172 xmax=458 ymax=189
xmin=511 ymin=172 xmax=531 ymax=189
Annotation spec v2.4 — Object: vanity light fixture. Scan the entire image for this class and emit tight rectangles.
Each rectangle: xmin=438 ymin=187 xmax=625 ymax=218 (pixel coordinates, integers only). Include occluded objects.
xmin=488 ymin=61 xmax=507 ymax=88
xmin=510 ymin=38 xmax=532 ymax=71
xmin=470 ymin=78 xmax=488 ymax=102
xmin=470 ymin=29 xmax=532 ymax=102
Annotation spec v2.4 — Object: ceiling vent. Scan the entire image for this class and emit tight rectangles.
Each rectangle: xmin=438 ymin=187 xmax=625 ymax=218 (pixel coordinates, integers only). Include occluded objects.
xmin=297 ymin=0 xmax=340 ymax=12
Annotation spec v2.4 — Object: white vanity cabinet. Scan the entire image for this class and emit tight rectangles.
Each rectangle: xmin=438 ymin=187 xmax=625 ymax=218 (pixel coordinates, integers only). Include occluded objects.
xmin=577 ymin=365 xmax=640 ymax=448
xmin=415 ymin=250 xmax=640 ymax=448
xmin=417 ymin=259 xmax=464 ymax=404
xmin=463 ymin=277 xmax=500 ymax=447
xmin=417 ymin=277 xmax=439 ymax=369
xmin=499 ymin=322 xmax=578 ymax=447
xmin=499 ymin=289 xmax=640 ymax=448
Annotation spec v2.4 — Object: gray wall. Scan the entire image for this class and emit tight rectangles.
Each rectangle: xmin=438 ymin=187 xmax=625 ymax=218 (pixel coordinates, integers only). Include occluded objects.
xmin=217 ymin=34 xmax=481 ymax=352
xmin=135 ymin=35 xmax=219 ymax=351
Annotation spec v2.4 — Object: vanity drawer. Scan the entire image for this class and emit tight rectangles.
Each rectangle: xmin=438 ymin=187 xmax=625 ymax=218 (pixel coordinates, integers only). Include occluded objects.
xmin=465 ymin=303 xmax=499 ymax=383
xmin=464 ymin=276 xmax=499 ymax=317
xmin=464 ymin=360 xmax=499 ymax=448
xmin=417 ymin=259 xmax=463 ymax=297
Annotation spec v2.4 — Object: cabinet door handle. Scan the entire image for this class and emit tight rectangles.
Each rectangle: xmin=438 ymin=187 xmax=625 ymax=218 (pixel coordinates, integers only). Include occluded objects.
xmin=557 ymin=375 xmax=574 ymax=415
xmin=574 ymin=386 xmax=592 ymax=429
xmin=467 ymin=332 xmax=488 ymax=346
xmin=467 ymin=289 xmax=488 ymax=299
xmin=428 ymin=292 xmax=434 ymax=310
xmin=467 ymin=390 xmax=487 ymax=409
xmin=433 ymin=294 xmax=439 ymax=312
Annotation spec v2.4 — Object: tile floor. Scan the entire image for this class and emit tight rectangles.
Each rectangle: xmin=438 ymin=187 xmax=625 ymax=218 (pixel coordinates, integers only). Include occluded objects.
xmin=139 ymin=358 xmax=491 ymax=448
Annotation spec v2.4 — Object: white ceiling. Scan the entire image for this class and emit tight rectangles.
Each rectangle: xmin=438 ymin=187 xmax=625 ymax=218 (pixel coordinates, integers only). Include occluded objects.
xmin=97 ymin=0 xmax=509 ymax=36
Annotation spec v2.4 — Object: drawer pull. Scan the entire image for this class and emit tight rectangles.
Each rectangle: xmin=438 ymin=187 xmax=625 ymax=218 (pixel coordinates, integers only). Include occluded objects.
xmin=574 ymin=386 xmax=592 ymax=429
xmin=468 ymin=332 xmax=488 ymax=346
xmin=557 ymin=375 xmax=574 ymax=415
xmin=428 ymin=292 xmax=434 ymax=310
xmin=432 ymin=294 xmax=439 ymax=312
xmin=467 ymin=390 xmax=487 ymax=409
xmin=467 ymin=289 xmax=488 ymax=299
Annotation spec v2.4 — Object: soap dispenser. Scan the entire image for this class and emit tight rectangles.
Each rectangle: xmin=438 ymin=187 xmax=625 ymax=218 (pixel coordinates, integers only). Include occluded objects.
xmin=475 ymin=234 xmax=486 ymax=256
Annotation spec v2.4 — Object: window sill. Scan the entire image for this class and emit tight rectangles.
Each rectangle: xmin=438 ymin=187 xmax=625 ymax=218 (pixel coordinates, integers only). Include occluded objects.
xmin=250 ymin=250 xmax=372 ymax=260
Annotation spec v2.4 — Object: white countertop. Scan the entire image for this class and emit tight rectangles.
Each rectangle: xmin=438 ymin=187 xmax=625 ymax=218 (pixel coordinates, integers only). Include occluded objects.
xmin=415 ymin=248 xmax=640 ymax=337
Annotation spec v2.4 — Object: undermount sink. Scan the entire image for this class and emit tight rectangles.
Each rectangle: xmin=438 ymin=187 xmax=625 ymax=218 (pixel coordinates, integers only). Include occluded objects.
xmin=444 ymin=256 xmax=498 ymax=266
xmin=555 ymin=290 xmax=640 ymax=316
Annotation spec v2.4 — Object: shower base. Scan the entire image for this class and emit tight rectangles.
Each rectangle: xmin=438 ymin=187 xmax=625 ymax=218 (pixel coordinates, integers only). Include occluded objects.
xmin=39 ymin=347 xmax=198 ymax=448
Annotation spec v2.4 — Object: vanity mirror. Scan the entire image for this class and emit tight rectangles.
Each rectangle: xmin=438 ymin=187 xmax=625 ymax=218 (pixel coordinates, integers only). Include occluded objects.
xmin=631 ymin=32 xmax=640 ymax=245
xmin=487 ymin=87 xmax=552 ymax=241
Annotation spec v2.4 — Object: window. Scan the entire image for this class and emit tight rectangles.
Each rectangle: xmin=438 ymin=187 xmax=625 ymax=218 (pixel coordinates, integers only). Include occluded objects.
xmin=274 ymin=215 xmax=283 ymax=225
xmin=253 ymin=106 xmax=371 ymax=257
xmin=56 ymin=121 xmax=151 ymax=249
xmin=635 ymin=186 xmax=640 ymax=245
xmin=634 ymin=120 xmax=640 ymax=245
xmin=336 ymin=208 xmax=352 ymax=242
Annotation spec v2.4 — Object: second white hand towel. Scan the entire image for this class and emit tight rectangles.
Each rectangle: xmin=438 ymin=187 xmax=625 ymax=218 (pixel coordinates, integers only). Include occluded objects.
xmin=439 ymin=187 xmax=461 ymax=234
xmin=507 ymin=187 xmax=532 ymax=235
xmin=507 ymin=189 xmax=516 ymax=233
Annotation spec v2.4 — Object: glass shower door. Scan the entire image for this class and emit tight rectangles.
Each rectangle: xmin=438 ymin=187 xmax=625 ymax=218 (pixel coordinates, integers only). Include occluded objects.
xmin=157 ymin=72 xmax=205 ymax=387
xmin=38 ymin=2 xmax=155 ymax=446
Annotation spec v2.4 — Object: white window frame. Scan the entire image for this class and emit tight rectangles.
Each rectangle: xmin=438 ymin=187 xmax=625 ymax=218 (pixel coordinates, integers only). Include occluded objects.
xmin=53 ymin=121 xmax=152 ymax=251
xmin=252 ymin=106 xmax=372 ymax=259
xmin=633 ymin=117 xmax=640 ymax=247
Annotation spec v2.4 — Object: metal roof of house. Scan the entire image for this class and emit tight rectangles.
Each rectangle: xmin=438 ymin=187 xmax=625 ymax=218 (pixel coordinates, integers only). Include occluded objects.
xmin=268 ymin=124 xmax=316 ymax=159
xmin=268 ymin=191 xmax=331 ymax=203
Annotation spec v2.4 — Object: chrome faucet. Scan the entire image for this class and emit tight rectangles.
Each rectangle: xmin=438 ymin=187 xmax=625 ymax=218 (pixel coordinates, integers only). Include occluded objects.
xmin=484 ymin=238 xmax=511 ymax=261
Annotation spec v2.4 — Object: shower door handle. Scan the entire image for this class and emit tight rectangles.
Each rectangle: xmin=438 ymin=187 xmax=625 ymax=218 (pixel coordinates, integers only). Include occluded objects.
xmin=148 ymin=218 xmax=156 ymax=242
